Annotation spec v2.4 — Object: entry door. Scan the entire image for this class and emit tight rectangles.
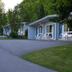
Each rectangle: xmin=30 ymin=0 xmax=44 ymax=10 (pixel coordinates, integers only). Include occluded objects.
xmin=46 ymin=25 xmax=53 ymax=39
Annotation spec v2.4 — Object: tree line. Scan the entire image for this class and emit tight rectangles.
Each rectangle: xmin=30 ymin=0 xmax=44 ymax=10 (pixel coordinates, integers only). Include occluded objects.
xmin=0 ymin=0 xmax=72 ymax=36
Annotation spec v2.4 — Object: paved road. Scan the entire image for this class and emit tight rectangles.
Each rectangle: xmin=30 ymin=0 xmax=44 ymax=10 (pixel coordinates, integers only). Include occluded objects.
xmin=0 ymin=40 xmax=71 ymax=56
xmin=0 ymin=40 xmax=71 ymax=72
xmin=0 ymin=48 xmax=56 ymax=72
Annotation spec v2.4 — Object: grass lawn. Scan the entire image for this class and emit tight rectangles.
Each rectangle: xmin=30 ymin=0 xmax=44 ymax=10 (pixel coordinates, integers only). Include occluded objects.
xmin=21 ymin=45 xmax=72 ymax=72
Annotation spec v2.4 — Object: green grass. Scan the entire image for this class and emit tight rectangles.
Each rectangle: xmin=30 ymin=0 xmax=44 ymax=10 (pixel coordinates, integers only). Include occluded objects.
xmin=22 ymin=45 xmax=72 ymax=72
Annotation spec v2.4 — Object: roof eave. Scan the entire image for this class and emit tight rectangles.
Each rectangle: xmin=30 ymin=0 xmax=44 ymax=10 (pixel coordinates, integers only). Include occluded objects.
xmin=29 ymin=14 xmax=58 ymax=26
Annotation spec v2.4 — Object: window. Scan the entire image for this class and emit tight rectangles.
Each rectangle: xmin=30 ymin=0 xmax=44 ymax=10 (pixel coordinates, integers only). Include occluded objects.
xmin=46 ymin=25 xmax=52 ymax=33
xmin=46 ymin=26 xmax=49 ymax=33
xmin=36 ymin=27 xmax=37 ymax=36
xmin=39 ymin=26 xmax=42 ymax=33
xmin=59 ymin=24 xmax=62 ymax=36
xmin=49 ymin=25 xmax=52 ymax=32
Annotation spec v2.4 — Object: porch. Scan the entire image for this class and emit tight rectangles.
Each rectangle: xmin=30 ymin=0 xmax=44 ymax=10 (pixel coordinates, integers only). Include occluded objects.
xmin=36 ymin=23 xmax=55 ymax=40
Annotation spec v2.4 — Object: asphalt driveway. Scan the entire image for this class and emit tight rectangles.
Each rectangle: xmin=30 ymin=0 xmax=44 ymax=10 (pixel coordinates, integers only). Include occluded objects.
xmin=0 ymin=40 xmax=71 ymax=72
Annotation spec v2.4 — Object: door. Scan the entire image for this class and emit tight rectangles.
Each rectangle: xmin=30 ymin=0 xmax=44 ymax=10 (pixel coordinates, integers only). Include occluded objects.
xmin=46 ymin=25 xmax=53 ymax=39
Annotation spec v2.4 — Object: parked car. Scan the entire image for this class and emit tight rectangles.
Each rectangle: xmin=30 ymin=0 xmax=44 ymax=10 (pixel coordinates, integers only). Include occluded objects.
xmin=62 ymin=31 xmax=72 ymax=40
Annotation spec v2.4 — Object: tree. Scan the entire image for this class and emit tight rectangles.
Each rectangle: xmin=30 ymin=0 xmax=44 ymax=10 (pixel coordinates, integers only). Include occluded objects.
xmin=7 ymin=6 xmax=22 ymax=38
xmin=36 ymin=3 xmax=46 ymax=19
xmin=55 ymin=0 xmax=72 ymax=30
xmin=18 ymin=0 xmax=57 ymax=22
xmin=0 ymin=8 xmax=3 ymax=34
xmin=0 ymin=0 xmax=7 ymax=34
xmin=7 ymin=9 xmax=14 ymax=31
xmin=19 ymin=4 xmax=32 ymax=22
xmin=19 ymin=0 xmax=38 ymax=22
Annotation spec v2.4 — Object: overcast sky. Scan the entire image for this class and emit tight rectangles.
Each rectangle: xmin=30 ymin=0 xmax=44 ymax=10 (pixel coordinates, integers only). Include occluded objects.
xmin=2 ymin=0 xmax=23 ymax=12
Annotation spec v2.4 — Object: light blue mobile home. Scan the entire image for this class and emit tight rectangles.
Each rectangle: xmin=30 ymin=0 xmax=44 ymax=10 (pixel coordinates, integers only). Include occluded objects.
xmin=28 ymin=14 xmax=64 ymax=40
xmin=3 ymin=22 xmax=29 ymax=36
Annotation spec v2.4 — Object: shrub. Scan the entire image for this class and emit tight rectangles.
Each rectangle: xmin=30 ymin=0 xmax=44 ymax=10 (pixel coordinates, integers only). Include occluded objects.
xmin=10 ymin=32 xmax=18 ymax=38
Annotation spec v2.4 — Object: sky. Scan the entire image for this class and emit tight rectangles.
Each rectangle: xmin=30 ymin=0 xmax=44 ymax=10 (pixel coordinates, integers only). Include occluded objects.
xmin=2 ymin=0 xmax=23 ymax=12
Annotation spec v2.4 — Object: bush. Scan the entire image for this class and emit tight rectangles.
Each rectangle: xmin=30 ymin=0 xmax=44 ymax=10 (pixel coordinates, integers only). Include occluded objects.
xmin=10 ymin=32 xmax=18 ymax=38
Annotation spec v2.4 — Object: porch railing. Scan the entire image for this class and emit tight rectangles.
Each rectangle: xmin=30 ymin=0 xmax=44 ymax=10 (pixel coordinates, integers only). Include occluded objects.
xmin=36 ymin=32 xmax=52 ymax=40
